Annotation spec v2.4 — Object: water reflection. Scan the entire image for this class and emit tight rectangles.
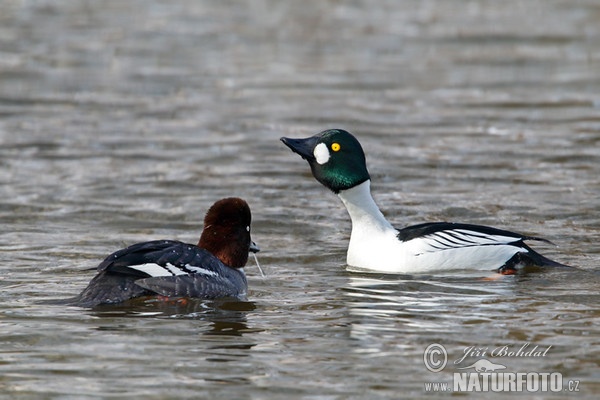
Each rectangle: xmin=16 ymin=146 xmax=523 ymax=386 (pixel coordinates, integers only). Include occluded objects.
xmin=343 ymin=273 xmax=516 ymax=341
xmin=86 ymin=297 xmax=259 ymax=335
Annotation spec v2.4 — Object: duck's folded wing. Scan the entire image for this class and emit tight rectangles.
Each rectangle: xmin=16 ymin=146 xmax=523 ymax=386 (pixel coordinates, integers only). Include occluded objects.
xmin=97 ymin=240 xmax=219 ymax=278
xmin=396 ymin=222 xmax=551 ymax=253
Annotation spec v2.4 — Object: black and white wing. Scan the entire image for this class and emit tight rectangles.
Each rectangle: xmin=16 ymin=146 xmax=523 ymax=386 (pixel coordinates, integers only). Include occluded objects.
xmin=98 ymin=240 xmax=246 ymax=298
xmin=72 ymin=240 xmax=246 ymax=307
xmin=98 ymin=240 xmax=216 ymax=276
xmin=397 ymin=222 xmax=547 ymax=251
xmin=396 ymin=222 xmax=567 ymax=269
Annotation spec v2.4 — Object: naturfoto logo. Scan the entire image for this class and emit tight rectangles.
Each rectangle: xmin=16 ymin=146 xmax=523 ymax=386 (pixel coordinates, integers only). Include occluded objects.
xmin=423 ymin=343 xmax=581 ymax=393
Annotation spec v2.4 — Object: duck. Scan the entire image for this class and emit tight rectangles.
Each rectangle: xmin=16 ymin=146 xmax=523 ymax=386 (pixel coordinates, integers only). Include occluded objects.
xmin=70 ymin=197 xmax=259 ymax=307
xmin=281 ymin=129 xmax=571 ymax=274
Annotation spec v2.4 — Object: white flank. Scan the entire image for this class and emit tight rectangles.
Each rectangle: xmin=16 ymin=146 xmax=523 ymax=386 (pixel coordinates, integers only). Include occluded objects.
xmin=313 ymin=143 xmax=330 ymax=165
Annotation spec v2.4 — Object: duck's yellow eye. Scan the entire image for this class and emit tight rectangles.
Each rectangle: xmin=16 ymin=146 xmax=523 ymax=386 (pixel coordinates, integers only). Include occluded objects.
xmin=331 ymin=143 xmax=341 ymax=152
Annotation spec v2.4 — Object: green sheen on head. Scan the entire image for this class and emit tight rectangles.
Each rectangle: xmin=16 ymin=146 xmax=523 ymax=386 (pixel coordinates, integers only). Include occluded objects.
xmin=281 ymin=129 xmax=370 ymax=193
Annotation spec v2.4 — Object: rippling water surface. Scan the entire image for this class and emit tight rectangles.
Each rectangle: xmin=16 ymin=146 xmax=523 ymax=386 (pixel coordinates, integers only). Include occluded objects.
xmin=1 ymin=1 xmax=599 ymax=398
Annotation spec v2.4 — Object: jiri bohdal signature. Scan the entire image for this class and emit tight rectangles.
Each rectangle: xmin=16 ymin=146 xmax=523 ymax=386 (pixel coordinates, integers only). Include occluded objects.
xmin=454 ymin=343 xmax=552 ymax=365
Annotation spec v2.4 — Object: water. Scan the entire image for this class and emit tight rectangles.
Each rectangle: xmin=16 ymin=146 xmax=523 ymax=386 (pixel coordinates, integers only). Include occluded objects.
xmin=1 ymin=1 xmax=599 ymax=398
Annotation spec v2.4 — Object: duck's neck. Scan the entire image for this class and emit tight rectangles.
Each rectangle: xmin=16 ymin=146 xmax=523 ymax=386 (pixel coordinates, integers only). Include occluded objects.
xmin=337 ymin=180 xmax=394 ymax=233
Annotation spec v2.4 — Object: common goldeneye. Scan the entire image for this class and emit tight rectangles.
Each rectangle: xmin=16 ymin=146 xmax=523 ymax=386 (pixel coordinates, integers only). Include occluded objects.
xmin=281 ymin=129 xmax=571 ymax=274
xmin=70 ymin=197 xmax=259 ymax=307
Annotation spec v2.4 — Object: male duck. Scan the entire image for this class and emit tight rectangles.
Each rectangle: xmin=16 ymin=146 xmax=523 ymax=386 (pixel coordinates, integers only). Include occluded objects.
xmin=281 ymin=129 xmax=570 ymax=274
xmin=71 ymin=197 xmax=259 ymax=306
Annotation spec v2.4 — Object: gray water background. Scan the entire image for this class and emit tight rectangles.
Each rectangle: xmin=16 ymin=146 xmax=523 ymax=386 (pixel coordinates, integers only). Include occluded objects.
xmin=1 ymin=1 xmax=599 ymax=398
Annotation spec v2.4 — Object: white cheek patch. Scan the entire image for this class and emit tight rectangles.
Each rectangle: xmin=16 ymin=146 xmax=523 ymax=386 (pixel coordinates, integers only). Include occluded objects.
xmin=313 ymin=143 xmax=330 ymax=165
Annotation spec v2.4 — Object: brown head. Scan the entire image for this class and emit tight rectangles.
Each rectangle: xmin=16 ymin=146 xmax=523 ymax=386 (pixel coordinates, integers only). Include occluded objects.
xmin=198 ymin=197 xmax=258 ymax=268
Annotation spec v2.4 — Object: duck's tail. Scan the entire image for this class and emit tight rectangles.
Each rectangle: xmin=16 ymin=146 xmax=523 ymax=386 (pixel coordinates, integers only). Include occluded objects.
xmin=497 ymin=242 xmax=574 ymax=274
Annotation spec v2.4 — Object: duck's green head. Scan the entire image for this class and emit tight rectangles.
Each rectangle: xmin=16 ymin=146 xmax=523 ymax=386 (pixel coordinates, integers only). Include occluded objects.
xmin=281 ymin=129 xmax=370 ymax=193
